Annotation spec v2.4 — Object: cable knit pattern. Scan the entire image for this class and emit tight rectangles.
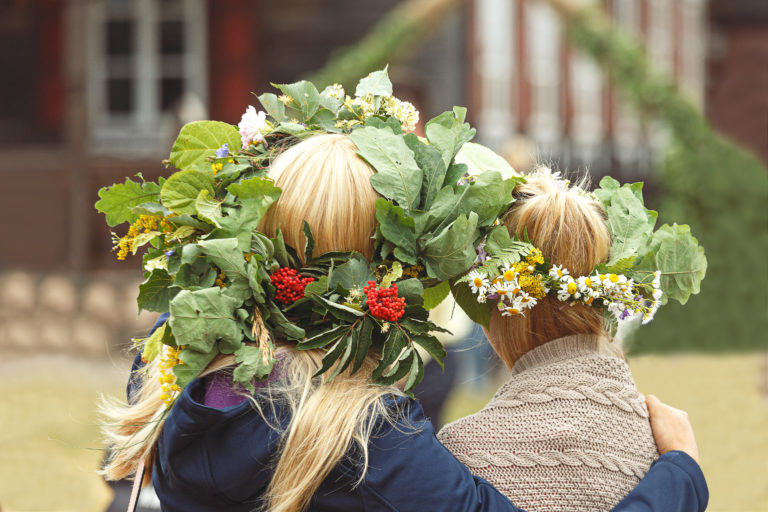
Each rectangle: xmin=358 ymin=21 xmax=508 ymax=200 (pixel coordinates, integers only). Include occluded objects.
xmin=438 ymin=335 xmax=659 ymax=512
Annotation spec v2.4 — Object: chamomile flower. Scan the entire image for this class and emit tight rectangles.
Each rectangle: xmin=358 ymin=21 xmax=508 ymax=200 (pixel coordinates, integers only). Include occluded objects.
xmin=501 ymin=265 xmax=517 ymax=282
xmin=518 ymin=292 xmax=537 ymax=309
xmin=492 ymin=279 xmax=510 ymax=297
xmin=652 ymin=270 xmax=662 ymax=289
xmin=468 ymin=271 xmax=489 ymax=294
xmin=549 ymin=264 xmax=569 ymax=279
xmin=557 ymin=278 xmax=578 ymax=301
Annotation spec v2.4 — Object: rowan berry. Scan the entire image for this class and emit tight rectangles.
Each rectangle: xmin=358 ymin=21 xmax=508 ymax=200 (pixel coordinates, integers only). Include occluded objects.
xmin=364 ymin=280 xmax=406 ymax=322
xmin=270 ymin=267 xmax=315 ymax=305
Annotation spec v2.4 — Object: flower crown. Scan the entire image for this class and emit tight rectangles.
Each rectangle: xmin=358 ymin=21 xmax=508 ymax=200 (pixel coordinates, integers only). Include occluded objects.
xmin=452 ymin=170 xmax=707 ymax=332
xmin=96 ymin=68 xmax=523 ymax=406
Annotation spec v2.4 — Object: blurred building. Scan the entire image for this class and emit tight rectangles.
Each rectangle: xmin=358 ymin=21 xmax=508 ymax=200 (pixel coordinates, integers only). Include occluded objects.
xmin=469 ymin=0 xmax=709 ymax=177
xmin=0 ymin=0 xmax=762 ymax=276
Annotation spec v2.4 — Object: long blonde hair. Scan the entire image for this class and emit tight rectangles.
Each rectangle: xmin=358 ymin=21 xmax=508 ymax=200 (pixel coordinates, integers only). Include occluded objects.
xmin=100 ymin=134 xmax=403 ymax=512
xmin=487 ymin=169 xmax=612 ymax=368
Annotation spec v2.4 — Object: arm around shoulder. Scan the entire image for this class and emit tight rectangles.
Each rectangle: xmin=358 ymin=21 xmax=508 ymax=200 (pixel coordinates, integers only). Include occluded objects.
xmin=612 ymin=450 xmax=708 ymax=512
xmin=361 ymin=398 xmax=527 ymax=512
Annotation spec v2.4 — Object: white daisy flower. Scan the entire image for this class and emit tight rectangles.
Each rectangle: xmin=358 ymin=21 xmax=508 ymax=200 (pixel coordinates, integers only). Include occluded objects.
xmin=501 ymin=265 xmax=517 ymax=282
xmin=549 ymin=264 xmax=569 ymax=279
xmin=468 ymin=271 xmax=489 ymax=294
xmin=557 ymin=278 xmax=578 ymax=301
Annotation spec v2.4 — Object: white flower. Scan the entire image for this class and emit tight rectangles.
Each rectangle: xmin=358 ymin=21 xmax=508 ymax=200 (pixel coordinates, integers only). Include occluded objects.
xmin=491 ymin=278 xmax=510 ymax=297
xmin=238 ymin=106 xmax=270 ymax=149
xmin=468 ymin=270 xmax=489 ymax=294
xmin=652 ymin=270 xmax=662 ymax=289
xmin=557 ymin=278 xmax=578 ymax=301
xmin=577 ymin=276 xmax=597 ymax=293
xmin=501 ymin=299 xmax=524 ymax=317
xmin=144 ymin=255 xmax=168 ymax=272
xmin=652 ymin=289 xmax=663 ymax=301
xmin=501 ymin=265 xmax=517 ymax=282
xmin=518 ymin=292 xmax=537 ymax=309
xmin=549 ymin=264 xmax=569 ymax=280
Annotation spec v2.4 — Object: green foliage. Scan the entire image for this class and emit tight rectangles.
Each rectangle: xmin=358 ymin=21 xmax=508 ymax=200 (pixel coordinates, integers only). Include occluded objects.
xmin=137 ymin=269 xmax=179 ymax=312
xmin=160 ymin=170 xmax=215 ymax=215
xmin=169 ymin=121 xmax=241 ymax=171
xmin=456 ymin=142 xmax=519 ymax=179
xmin=562 ymin=5 xmax=768 ymax=352
xmin=350 ymin=126 xmax=423 ymax=213
xmin=95 ymin=177 xmax=162 ymax=227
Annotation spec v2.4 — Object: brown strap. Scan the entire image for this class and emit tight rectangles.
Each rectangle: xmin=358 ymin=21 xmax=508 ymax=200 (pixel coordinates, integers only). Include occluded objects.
xmin=127 ymin=459 xmax=145 ymax=512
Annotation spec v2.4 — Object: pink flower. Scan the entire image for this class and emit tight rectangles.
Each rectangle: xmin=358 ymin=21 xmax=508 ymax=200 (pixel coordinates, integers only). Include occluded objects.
xmin=238 ymin=106 xmax=269 ymax=149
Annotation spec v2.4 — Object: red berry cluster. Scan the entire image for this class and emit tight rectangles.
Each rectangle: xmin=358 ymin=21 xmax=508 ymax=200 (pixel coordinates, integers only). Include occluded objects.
xmin=270 ymin=268 xmax=315 ymax=305
xmin=364 ymin=280 xmax=406 ymax=322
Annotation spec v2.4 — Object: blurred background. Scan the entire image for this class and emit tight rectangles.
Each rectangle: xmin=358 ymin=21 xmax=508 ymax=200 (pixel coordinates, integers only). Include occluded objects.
xmin=0 ymin=0 xmax=765 ymax=510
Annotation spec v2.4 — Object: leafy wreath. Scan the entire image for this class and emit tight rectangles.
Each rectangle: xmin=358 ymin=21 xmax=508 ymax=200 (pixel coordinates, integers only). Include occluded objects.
xmin=96 ymin=69 xmax=523 ymax=404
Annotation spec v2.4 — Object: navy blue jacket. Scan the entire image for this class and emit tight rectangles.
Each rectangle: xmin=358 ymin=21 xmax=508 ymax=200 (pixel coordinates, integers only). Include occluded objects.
xmin=137 ymin=315 xmax=708 ymax=511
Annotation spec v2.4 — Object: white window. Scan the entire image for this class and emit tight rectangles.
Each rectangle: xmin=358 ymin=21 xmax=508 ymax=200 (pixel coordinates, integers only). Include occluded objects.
xmin=475 ymin=0 xmax=516 ymax=150
xmin=526 ymin=2 xmax=561 ymax=150
xmin=647 ymin=0 xmax=674 ymax=75
xmin=570 ymin=53 xmax=604 ymax=162
xmin=680 ymin=0 xmax=706 ymax=107
xmin=86 ymin=0 xmax=207 ymax=156
xmin=611 ymin=0 xmax=641 ymax=166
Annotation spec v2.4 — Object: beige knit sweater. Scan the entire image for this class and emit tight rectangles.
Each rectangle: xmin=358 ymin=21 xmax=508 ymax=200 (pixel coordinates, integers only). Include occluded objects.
xmin=438 ymin=335 xmax=659 ymax=512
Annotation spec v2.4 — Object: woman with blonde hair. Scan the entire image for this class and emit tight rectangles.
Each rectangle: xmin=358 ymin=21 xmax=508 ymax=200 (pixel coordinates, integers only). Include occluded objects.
xmin=439 ymin=169 xmax=707 ymax=511
xmin=98 ymin=72 xmax=706 ymax=512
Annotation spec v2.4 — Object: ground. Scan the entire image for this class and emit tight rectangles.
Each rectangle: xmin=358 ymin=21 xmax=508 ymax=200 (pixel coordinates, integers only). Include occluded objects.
xmin=1 ymin=352 xmax=766 ymax=512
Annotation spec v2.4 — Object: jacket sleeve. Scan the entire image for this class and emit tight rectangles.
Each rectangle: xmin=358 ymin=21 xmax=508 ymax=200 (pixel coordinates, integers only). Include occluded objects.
xmin=359 ymin=397 xmax=527 ymax=512
xmin=126 ymin=312 xmax=170 ymax=401
xmin=612 ymin=451 xmax=709 ymax=512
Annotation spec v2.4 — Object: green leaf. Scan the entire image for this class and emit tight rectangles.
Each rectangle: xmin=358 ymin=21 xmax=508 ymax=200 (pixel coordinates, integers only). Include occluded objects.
xmin=349 ymin=126 xmax=423 ymax=213
xmin=317 ymin=296 xmax=365 ymax=323
xmin=169 ymin=120 xmax=241 ymax=171
xmin=198 ymin=238 xmax=251 ymax=304
xmin=95 ymin=177 xmax=162 ymax=227
xmin=314 ymin=336 xmax=348 ymax=377
xmin=395 ymin=278 xmax=424 ymax=306
xmin=425 ymin=107 xmax=476 ymax=170
xmin=450 ymin=278 xmax=492 ymax=328
xmin=168 ymin=288 xmax=242 ymax=353
xmin=372 ymin=330 xmax=407 ymax=380
xmin=303 ymin=221 xmax=315 ymax=262
xmin=131 ymin=231 xmax=161 ymax=255
xmin=595 ymin=176 xmax=658 ymax=265
xmin=265 ymin=302 xmax=305 ymax=340
xmin=412 ymin=334 xmax=447 ymax=370
xmin=355 ymin=67 xmax=393 ymax=97
xmin=319 ymin=85 xmax=344 ymax=113
xmin=634 ymin=224 xmax=707 ymax=305
xmin=233 ymin=343 xmax=277 ymax=393
xmin=174 ymin=347 xmax=217 ymax=388
xmin=455 ymin=142 xmax=519 ymax=179
xmin=137 ymin=269 xmax=179 ymax=312
xmin=195 ymin=189 xmax=223 ymax=228
xmin=423 ymin=281 xmax=450 ymax=310
xmin=421 ymin=213 xmax=479 ymax=280
xmin=327 ymin=327 xmax=358 ymax=381
xmin=161 ymin=170 xmax=215 ymax=215
xmin=273 ymin=80 xmax=321 ymax=120
xmin=140 ymin=323 xmax=165 ymax=363
xmin=458 ymin=171 xmax=519 ymax=227
xmin=226 ymin=176 xmax=282 ymax=201
xmin=329 ymin=254 xmax=373 ymax=291
xmin=375 ymin=199 xmax=418 ymax=264
xmin=130 ymin=201 xmax=170 ymax=219
xmin=596 ymin=256 xmax=637 ymax=275
xmin=298 ymin=324 xmax=349 ymax=350
xmin=274 ymin=122 xmax=307 ymax=136
xmin=378 ymin=348 xmax=414 ymax=385
xmin=403 ymin=133 xmax=446 ymax=210
xmin=365 ymin=115 xmax=403 ymax=134
xmin=258 ymin=92 xmax=286 ymax=122
xmin=352 ymin=318 xmax=373 ymax=374
xmin=403 ymin=350 xmax=424 ymax=391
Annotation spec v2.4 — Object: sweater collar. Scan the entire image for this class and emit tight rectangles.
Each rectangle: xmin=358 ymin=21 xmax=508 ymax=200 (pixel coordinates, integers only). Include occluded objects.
xmin=510 ymin=334 xmax=622 ymax=376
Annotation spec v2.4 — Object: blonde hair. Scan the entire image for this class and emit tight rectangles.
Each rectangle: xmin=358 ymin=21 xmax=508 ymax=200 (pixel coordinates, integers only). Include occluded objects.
xmin=487 ymin=169 xmax=612 ymax=369
xmin=100 ymin=133 xmax=402 ymax=512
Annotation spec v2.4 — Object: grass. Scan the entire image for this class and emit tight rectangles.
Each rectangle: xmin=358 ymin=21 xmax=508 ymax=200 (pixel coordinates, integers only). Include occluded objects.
xmin=1 ymin=352 xmax=765 ymax=511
